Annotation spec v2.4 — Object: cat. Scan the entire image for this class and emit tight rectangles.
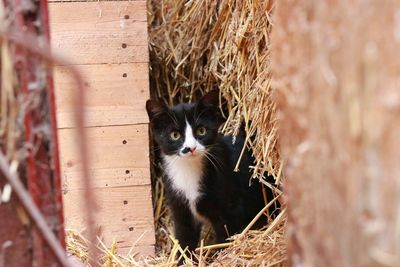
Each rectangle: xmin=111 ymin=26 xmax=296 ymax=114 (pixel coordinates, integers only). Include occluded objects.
xmin=146 ymin=90 xmax=278 ymax=254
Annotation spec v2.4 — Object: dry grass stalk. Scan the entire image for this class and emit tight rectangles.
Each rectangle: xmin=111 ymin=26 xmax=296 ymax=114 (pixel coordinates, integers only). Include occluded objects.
xmin=0 ymin=2 xmax=20 ymax=163
xmin=208 ymin=211 xmax=287 ymax=267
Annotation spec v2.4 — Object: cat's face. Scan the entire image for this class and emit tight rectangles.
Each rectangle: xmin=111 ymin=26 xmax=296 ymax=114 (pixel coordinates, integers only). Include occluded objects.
xmin=146 ymin=90 xmax=222 ymax=159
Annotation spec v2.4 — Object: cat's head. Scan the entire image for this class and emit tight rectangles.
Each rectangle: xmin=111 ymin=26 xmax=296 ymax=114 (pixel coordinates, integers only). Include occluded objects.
xmin=146 ymin=90 xmax=223 ymax=159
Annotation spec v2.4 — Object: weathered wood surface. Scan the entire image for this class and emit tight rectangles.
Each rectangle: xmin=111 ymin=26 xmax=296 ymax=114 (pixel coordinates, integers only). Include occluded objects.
xmin=49 ymin=1 xmax=148 ymax=65
xmin=58 ymin=125 xmax=154 ymax=254
xmin=54 ymin=63 xmax=149 ymax=128
xmin=50 ymin=0 xmax=154 ymax=256
xmin=273 ymin=1 xmax=400 ymax=266
xmin=58 ymin=125 xmax=149 ymax=178
xmin=63 ymin=187 xmax=154 ymax=251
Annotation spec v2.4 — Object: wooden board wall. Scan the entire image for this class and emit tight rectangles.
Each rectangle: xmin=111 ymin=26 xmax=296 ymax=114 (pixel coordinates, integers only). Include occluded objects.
xmin=49 ymin=0 xmax=155 ymax=256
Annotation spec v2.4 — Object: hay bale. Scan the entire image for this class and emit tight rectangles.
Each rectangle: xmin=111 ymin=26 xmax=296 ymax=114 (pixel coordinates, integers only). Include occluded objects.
xmin=148 ymin=0 xmax=279 ymax=181
xmin=272 ymin=1 xmax=400 ymax=266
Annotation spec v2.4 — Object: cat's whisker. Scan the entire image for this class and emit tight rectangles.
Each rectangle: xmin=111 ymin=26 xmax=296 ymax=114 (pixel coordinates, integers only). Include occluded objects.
xmin=165 ymin=111 xmax=179 ymax=126
xmin=194 ymin=109 xmax=208 ymax=125
xmin=202 ymin=145 xmax=225 ymax=171
xmin=208 ymin=152 xmax=224 ymax=170
xmin=152 ymin=147 xmax=162 ymax=152
xmin=204 ymin=144 xmax=220 ymax=150
xmin=171 ymin=155 xmax=180 ymax=164
xmin=203 ymin=153 xmax=220 ymax=172
xmin=204 ymin=151 xmax=224 ymax=171
xmin=163 ymin=153 xmax=180 ymax=167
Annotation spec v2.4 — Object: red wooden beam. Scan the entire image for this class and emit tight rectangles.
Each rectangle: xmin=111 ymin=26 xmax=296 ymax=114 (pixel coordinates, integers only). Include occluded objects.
xmin=0 ymin=0 xmax=65 ymax=265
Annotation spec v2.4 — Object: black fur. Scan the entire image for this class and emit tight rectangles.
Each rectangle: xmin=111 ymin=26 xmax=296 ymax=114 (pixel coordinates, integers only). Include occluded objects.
xmin=146 ymin=90 xmax=278 ymax=253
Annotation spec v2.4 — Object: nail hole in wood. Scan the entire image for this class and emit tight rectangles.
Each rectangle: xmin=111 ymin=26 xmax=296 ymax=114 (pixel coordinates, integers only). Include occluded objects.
xmin=122 ymin=43 xmax=127 ymax=48
xmin=122 ymin=140 xmax=127 ymax=144
xmin=124 ymin=15 xmax=129 ymax=19
xmin=122 ymin=73 xmax=127 ymax=78
xmin=129 ymin=227 xmax=134 ymax=231
xmin=123 ymin=200 xmax=128 ymax=205
xmin=125 ymin=170 xmax=130 ymax=174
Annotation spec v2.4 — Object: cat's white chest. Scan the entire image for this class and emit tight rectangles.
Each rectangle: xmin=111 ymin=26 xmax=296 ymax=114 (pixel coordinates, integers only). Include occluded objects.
xmin=163 ymin=155 xmax=205 ymax=221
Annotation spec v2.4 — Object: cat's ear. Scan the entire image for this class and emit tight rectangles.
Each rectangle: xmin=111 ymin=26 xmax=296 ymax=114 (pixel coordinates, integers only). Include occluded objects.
xmin=199 ymin=90 xmax=220 ymax=108
xmin=146 ymin=99 xmax=167 ymax=121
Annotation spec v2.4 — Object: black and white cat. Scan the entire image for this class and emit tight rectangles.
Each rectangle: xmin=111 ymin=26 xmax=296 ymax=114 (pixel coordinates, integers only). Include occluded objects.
xmin=146 ymin=90 xmax=278 ymax=253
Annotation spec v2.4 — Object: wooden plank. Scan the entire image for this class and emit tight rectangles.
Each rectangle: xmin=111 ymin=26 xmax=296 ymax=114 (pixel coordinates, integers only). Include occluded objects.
xmin=49 ymin=1 xmax=148 ymax=64
xmin=58 ymin=124 xmax=150 ymax=172
xmin=62 ymin=167 xmax=150 ymax=191
xmin=63 ymin=186 xmax=155 ymax=253
xmin=49 ymin=1 xmax=147 ymax=29
xmin=54 ymin=63 xmax=149 ymax=128
xmin=59 ymin=123 xmax=155 ymax=255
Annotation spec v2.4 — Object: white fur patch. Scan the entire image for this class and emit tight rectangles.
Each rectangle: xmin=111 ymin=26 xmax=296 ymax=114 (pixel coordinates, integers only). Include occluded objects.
xmin=163 ymin=154 xmax=207 ymax=222
xmin=183 ymin=122 xmax=197 ymax=149
xmin=163 ymin=121 xmax=208 ymax=223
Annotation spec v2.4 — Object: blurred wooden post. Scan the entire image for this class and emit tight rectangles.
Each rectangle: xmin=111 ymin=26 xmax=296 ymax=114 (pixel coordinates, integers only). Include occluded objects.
xmin=272 ymin=1 xmax=400 ymax=266
xmin=0 ymin=0 xmax=65 ymax=265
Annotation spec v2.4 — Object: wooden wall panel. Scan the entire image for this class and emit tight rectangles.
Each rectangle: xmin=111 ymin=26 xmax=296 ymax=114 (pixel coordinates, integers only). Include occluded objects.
xmin=50 ymin=1 xmax=148 ymax=64
xmin=63 ymin=167 xmax=150 ymax=190
xmin=58 ymin=125 xmax=154 ymax=256
xmin=63 ymin=187 xmax=154 ymax=251
xmin=50 ymin=0 xmax=155 ymax=257
xmin=55 ymin=64 xmax=149 ymax=128
xmin=58 ymin=125 xmax=149 ymax=177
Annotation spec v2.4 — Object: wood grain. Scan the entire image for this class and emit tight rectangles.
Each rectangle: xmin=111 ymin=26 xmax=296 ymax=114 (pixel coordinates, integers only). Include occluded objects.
xmin=63 ymin=186 xmax=155 ymax=250
xmin=58 ymin=124 xmax=155 ymax=254
xmin=58 ymin=124 xmax=150 ymax=172
xmin=49 ymin=1 xmax=148 ymax=65
xmin=54 ymin=63 xmax=149 ymax=128
xmin=51 ymin=0 xmax=155 ymax=256
xmin=62 ymin=167 xmax=151 ymax=191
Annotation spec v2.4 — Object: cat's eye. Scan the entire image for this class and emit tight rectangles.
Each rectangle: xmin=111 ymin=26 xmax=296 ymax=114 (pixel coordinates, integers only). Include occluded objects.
xmin=196 ymin=127 xmax=207 ymax=136
xmin=170 ymin=131 xmax=181 ymax=141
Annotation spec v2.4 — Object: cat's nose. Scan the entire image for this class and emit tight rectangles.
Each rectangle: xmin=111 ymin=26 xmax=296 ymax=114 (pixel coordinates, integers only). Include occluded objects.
xmin=182 ymin=146 xmax=196 ymax=154
xmin=181 ymin=147 xmax=190 ymax=154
